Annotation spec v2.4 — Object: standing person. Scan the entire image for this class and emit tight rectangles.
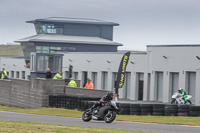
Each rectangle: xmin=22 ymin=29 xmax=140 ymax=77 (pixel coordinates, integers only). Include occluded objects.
xmin=53 ymin=72 xmax=62 ymax=79
xmin=1 ymin=68 xmax=8 ymax=79
xmin=84 ymin=78 xmax=94 ymax=89
xmin=68 ymin=78 xmax=77 ymax=87
xmin=46 ymin=68 xmax=52 ymax=79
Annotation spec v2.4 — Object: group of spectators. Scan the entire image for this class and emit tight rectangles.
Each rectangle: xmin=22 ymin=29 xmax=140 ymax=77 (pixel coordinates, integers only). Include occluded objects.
xmin=46 ymin=68 xmax=94 ymax=89
xmin=0 ymin=67 xmax=94 ymax=89
xmin=45 ymin=68 xmax=62 ymax=80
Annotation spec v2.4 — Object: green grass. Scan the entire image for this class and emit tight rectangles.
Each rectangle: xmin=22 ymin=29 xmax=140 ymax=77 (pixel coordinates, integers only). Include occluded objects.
xmin=0 ymin=44 xmax=23 ymax=57
xmin=0 ymin=105 xmax=200 ymax=126
xmin=0 ymin=120 xmax=155 ymax=133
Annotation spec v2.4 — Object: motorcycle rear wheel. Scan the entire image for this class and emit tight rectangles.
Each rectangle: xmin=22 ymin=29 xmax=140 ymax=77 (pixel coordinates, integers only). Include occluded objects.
xmin=82 ymin=109 xmax=92 ymax=122
xmin=104 ymin=111 xmax=116 ymax=123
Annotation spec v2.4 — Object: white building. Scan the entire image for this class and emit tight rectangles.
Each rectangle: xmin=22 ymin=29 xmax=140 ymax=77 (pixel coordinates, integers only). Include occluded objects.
xmin=1 ymin=44 xmax=200 ymax=105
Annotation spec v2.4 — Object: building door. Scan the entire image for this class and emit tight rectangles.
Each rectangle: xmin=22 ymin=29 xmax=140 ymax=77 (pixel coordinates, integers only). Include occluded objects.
xmin=82 ymin=71 xmax=87 ymax=88
xmin=171 ymin=73 xmax=179 ymax=95
xmin=91 ymin=72 xmax=97 ymax=89
xmin=156 ymin=72 xmax=163 ymax=101
xmin=137 ymin=73 xmax=144 ymax=100
xmin=124 ymin=72 xmax=131 ymax=99
xmin=187 ymin=72 xmax=196 ymax=103
xmin=102 ymin=72 xmax=108 ymax=90
xmin=112 ymin=72 xmax=117 ymax=91
xmin=147 ymin=73 xmax=151 ymax=101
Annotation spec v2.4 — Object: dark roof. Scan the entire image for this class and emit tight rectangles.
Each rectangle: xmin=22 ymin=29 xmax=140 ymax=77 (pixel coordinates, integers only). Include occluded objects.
xmin=147 ymin=44 xmax=200 ymax=47
xmin=15 ymin=34 xmax=123 ymax=46
xmin=26 ymin=17 xmax=119 ymax=26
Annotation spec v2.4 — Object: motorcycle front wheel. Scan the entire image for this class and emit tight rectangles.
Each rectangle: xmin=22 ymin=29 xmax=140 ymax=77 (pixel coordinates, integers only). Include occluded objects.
xmin=82 ymin=109 xmax=92 ymax=122
xmin=104 ymin=111 xmax=116 ymax=123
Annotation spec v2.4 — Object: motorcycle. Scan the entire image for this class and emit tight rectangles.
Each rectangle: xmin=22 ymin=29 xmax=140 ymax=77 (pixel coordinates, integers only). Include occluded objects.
xmin=171 ymin=92 xmax=192 ymax=104
xmin=82 ymin=101 xmax=118 ymax=123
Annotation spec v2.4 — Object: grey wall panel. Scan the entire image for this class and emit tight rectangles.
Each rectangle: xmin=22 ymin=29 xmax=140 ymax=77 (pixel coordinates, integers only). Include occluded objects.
xmin=125 ymin=72 xmax=131 ymax=99
xmin=156 ymin=72 xmax=163 ymax=101
xmin=171 ymin=73 xmax=179 ymax=95
xmin=188 ymin=72 xmax=196 ymax=103
xmin=64 ymin=24 xmax=113 ymax=40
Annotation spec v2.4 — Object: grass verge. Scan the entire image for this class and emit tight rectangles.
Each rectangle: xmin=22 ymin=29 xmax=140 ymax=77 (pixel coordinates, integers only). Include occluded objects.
xmin=0 ymin=120 xmax=155 ymax=133
xmin=0 ymin=105 xmax=200 ymax=126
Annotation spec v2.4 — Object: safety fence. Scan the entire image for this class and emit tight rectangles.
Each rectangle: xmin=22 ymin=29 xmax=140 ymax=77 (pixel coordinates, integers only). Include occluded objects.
xmin=49 ymin=95 xmax=200 ymax=117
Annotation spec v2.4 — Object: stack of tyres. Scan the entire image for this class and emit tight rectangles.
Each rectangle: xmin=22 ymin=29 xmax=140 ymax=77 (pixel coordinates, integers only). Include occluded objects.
xmin=65 ymin=95 xmax=70 ymax=109
xmin=83 ymin=100 xmax=89 ymax=110
xmin=130 ymin=104 xmax=141 ymax=115
xmin=49 ymin=95 xmax=53 ymax=107
xmin=140 ymin=104 xmax=153 ymax=115
xmin=189 ymin=105 xmax=200 ymax=116
xmin=177 ymin=105 xmax=190 ymax=116
xmin=73 ymin=96 xmax=78 ymax=109
xmin=80 ymin=100 xmax=86 ymax=111
xmin=68 ymin=95 xmax=73 ymax=109
xmin=61 ymin=95 xmax=66 ymax=108
xmin=164 ymin=105 xmax=177 ymax=116
xmin=118 ymin=103 xmax=130 ymax=115
xmin=56 ymin=95 xmax=61 ymax=108
xmin=152 ymin=104 xmax=165 ymax=116
xmin=77 ymin=97 xmax=82 ymax=111
xmin=87 ymin=101 xmax=96 ymax=109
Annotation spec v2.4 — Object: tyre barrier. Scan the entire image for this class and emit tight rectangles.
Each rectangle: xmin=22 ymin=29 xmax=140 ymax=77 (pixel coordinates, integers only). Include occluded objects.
xmin=189 ymin=105 xmax=200 ymax=116
xmin=152 ymin=104 xmax=165 ymax=116
xmin=49 ymin=95 xmax=200 ymax=117
xmin=49 ymin=95 xmax=100 ymax=110
xmin=130 ymin=103 xmax=140 ymax=115
xmin=118 ymin=103 xmax=130 ymax=115
xmin=177 ymin=105 xmax=190 ymax=116
xmin=140 ymin=104 xmax=153 ymax=115
xmin=164 ymin=104 xmax=178 ymax=116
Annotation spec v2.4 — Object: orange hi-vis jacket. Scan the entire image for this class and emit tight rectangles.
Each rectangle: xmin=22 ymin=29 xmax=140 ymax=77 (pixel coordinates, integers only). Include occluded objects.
xmin=84 ymin=81 xmax=94 ymax=89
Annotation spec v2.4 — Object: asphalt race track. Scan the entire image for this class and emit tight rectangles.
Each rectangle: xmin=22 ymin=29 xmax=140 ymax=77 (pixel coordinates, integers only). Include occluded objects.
xmin=0 ymin=111 xmax=200 ymax=133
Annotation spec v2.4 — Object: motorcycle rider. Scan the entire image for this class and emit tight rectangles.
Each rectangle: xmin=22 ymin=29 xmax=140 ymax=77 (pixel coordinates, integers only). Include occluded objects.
xmin=178 ymin=88 xmax=187 ymax=103
xmin=88 ymin=92 xmax=114 ymax=114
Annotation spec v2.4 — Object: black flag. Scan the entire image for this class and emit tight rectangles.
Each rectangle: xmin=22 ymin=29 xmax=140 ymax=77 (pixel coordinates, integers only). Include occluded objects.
xmin=115 ymin=52 xmax=131 ymax=98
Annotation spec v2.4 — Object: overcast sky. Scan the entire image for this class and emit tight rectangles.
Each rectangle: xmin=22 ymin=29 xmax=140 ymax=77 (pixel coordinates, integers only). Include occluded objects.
xmin=0 ymin=0 xmax=200 ymax=50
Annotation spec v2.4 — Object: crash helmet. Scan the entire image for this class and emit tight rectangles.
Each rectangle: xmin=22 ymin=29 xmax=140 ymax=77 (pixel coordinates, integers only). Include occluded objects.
xmin=106 ymin=92 xmax=114 ymax=100
xmin=178 ymin=88 xmax=183 ymax=93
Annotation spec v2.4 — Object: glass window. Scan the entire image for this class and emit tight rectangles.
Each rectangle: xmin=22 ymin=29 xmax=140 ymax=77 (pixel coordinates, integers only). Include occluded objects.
xmin=50 ymin=47 xmax=56 ymax=50
xmin=11 ymin=71 xmax=14 ymax=78
xmin=16 ymin=71 xmax=20 ymax=78
xmin=50 ymin=46 xmax=63 ymax=53
xmin=41 ymin=24 xmax=64 ymax=34
xmin=69 ymin=47 xmax=76 ymax=51
xmin=22 ymin=71 xmax=25 ymax=79
xmin=37 ymin=56 xmax=44 ymax=71
xmin=42 ymin=46 xmax=49 ymax=53
xmin=36 ymin=46 xmax=42 ymax=50
xmin=63 ymin=47 xmax=69 ymax=51
xmin=44 ymin=56 xmax=49 ymax=71
xmin=34 ymin=23 xmax=44 ymax=34
xmin=36 ymin=46 xmax=49 ymax=53
xmin=55 ymin=56 xmax=62 ymax=72
xmin=21 ymin=43 xmax=36 ymax=60
xmin=57 ymin=47 xmax=62 ymax=50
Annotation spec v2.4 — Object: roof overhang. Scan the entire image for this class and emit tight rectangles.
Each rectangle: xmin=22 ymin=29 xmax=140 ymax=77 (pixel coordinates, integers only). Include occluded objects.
xmin=26 ymin=17 xmax=119 ymax=26
xmin=15 ymin=34 xmax=123 ymax=46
